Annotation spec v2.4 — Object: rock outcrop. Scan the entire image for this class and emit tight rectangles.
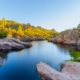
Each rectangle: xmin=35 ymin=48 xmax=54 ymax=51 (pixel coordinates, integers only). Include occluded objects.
xmin=0 ymin=37 xmax=32 ymax=51
xmin=37 ymin=62 xmax=80 ymax=80
xmin=51 ymin=29 xmax=80 ymax=46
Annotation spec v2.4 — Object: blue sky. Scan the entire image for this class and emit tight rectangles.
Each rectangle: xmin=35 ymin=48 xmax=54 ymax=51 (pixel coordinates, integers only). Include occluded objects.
xmin=0 ymin=0 xmax=80 ymax=32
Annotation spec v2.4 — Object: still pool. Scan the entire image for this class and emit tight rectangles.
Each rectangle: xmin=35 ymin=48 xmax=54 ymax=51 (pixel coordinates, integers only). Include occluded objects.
xmin=0 ymin=41 xmax=72 ymax=80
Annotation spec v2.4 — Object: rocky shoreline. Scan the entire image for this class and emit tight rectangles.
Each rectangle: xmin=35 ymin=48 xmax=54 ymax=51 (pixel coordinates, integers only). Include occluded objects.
xmin=50 ymin=29 xmax=80 ymax=46
xmin=37 ymin=62 xmax=80 ymax=80
xmin=20 ymin=37 xmax=45 ymax=42
xmin=0 ymin=37 xmax=32 ymax=51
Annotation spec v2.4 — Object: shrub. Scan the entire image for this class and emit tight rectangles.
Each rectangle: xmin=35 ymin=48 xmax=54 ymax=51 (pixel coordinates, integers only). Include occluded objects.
xmin=0 ymin=31 xmax=7 ymax=38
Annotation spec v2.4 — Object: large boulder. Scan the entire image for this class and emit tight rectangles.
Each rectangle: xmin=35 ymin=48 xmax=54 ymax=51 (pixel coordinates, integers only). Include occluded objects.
xmin=0 ymin=42 xmax=24 ymax=51
xmin=0 ymin=37 xmax=32 ymax=51
xmin=37 ymin=62 xmax=80 ymax=80
xmin=11 ymin=38 xmax=32 ymax=48
xmin=0 ymin=42 xmax=11 ymax=51
xmin=10 ymin=43 xmax=24 ymax=50
xmin=51 ymin=29 xmax=79 ymax=46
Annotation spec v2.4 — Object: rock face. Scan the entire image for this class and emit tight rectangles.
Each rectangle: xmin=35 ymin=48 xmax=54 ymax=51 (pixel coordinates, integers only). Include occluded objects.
xmin=0 ymin=37 xmax=32 ymax=51
xmin=37 ymin=62 xmax=80 ymax=80
xmin=51 ymin=29 xmax=80 ymax=46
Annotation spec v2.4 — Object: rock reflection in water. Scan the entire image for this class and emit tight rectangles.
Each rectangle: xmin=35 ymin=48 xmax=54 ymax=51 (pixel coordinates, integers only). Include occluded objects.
xmin=0 ymin=51 xmax=8 ymax=66
xmin=56 ymin=43 xmax=79 ymax=51
xmin=0 ymin=57 xmax=5 ymax=66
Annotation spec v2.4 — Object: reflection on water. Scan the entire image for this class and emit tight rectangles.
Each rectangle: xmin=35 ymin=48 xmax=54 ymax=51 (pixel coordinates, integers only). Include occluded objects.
xmin=27 ymin=47 xmax=32 ymax=52
xmin=0 ymin=57 xmax=5 ymax=66
xmin=0 ymin=41 xmax=72 ymax=80
xmin=19 ymin=50 xmax=23 ymax=55
xmin=0 ymin=51 xmax=9 ymax=67
xmin=56 ymin=43 xmax=80 ymax=51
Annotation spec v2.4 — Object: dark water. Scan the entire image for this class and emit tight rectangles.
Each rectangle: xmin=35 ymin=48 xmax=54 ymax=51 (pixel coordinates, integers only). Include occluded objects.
xmin=0 ymin=41 xmax=72 ymax=80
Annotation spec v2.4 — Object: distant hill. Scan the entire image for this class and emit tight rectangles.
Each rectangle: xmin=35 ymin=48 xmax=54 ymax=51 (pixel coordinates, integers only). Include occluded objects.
xmin=0 ymin=18 xmax=59 ymax=41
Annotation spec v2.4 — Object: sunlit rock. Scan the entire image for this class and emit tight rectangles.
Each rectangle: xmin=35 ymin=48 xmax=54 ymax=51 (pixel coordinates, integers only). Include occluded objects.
xmin=37 ymin=62 xmax=80 ymax=80
xmin=51 ymin=29 xmax=79 ymax=46
xmin=0 ymin=37 xmax=32 ymax=51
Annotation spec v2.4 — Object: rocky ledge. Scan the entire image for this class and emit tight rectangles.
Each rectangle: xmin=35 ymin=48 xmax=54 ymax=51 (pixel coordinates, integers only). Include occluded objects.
xmin=37 ymin=62 xmax=80 ymax=80
xmin=0 ymin=37 xmax=32 ymax=51
xmin=50 ymin=29 xmax=80 ymax=46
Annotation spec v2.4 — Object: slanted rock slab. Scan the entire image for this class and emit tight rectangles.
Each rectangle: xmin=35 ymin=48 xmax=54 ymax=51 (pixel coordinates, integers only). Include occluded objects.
xmin=0 ymin=37 xmax=32 ymax=51
xmin=61 ymin=62 xmax=80 ymax=75
xmin=37 ymin=62 xmax=80 ymax=80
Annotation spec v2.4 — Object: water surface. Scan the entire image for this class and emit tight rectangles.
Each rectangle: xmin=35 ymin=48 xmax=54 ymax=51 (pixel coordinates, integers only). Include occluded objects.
xmin=0 ymin=41 xmax=72 ymax=80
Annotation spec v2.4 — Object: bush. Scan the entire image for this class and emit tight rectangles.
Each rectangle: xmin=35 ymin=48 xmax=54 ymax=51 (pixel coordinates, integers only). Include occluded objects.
xmin=0 ymin=31 xmax=7 ymax=38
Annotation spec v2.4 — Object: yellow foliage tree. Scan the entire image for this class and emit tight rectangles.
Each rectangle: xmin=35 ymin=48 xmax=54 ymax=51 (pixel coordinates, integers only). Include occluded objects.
xmin=17 ymin=25 xmax=24 ymax=38
xmin=7 ymin=27 xmax=12 ymax=37
xmin=0 ymin=17 xmax=58 ymax=39
xmin=1 ymin=17 xmax=6 ymax=28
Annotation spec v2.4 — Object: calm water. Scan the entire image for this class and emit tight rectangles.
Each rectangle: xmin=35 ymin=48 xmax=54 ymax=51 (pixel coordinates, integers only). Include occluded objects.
xmin=0 ymin=41 xmax=72 ymax=80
